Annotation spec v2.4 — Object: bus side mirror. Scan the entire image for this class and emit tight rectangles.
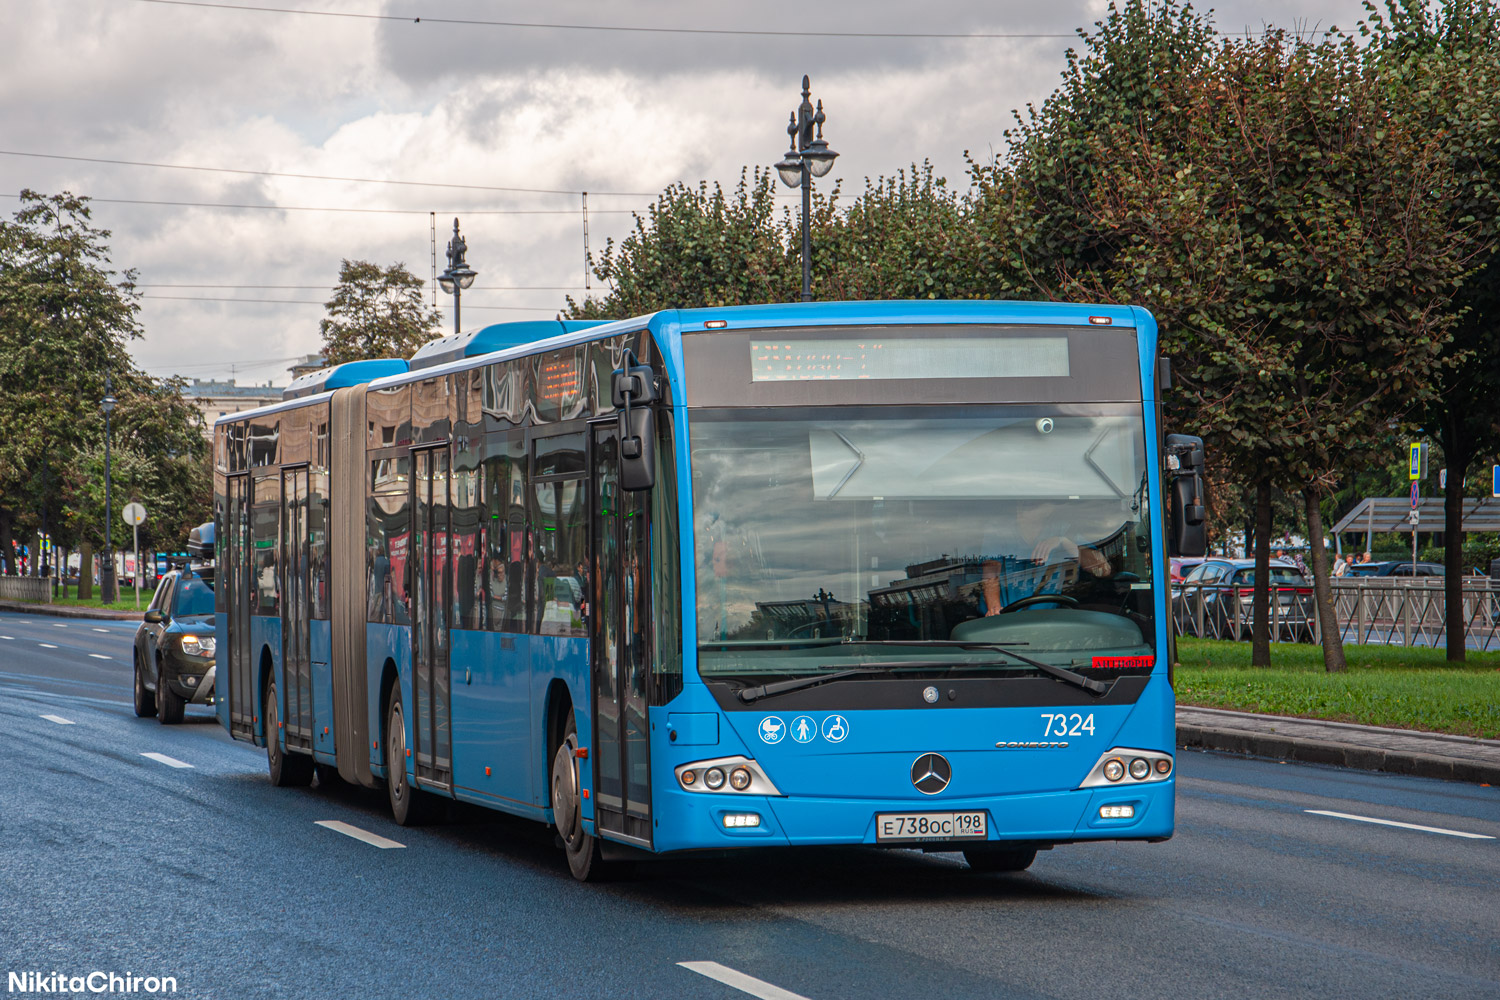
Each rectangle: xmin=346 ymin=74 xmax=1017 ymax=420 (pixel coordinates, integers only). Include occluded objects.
xmin=1165 ymin=433 xmax=1207 ymax=557
xmin=612 ymin=354 xmax=658 ymax=492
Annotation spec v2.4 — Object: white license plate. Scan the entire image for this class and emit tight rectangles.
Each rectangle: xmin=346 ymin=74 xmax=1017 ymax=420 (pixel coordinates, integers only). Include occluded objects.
xmin=875 ymin=811 xmax=988 ymax=842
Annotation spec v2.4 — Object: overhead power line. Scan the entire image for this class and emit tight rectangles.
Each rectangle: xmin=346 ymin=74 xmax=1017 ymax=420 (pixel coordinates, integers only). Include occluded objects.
xmin=134 ymin=283 xmax=589 ymax=290
xmin=132 ymin=0 xmax=1076 ymax=39
xmin=139 ymin=293 xmax=559 ymax=312
xmin=0 ymin=149 xmax=657 ymax=197
xmin=34 ymin=195 xmax=639 ymax=216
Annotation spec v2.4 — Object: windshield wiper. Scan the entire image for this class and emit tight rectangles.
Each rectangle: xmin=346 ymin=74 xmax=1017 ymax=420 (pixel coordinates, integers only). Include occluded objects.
xmin=737 ymin=666 xmax=903 ymax=703
xmin=736 ymin=648 xmax=1112 ymax=704
xmin=836 ymin=640 xmax=1110 ymax=695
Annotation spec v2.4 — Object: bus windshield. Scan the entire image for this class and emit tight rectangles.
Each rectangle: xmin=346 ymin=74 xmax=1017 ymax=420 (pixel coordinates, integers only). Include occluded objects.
xmin=691 ymin=407 xmax=1156 ymax=678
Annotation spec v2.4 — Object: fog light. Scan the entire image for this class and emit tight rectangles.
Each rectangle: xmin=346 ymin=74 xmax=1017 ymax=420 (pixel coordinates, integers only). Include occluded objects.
xmin=680 ymin=769 xmax=697 ymax=787
xmin=1099 ymin=804 xmax=1135 ymax=819
xmin=704 ymin=767 xmax=726 ymax=790
xmin=1129 ymin=758 xmax=1150 ymax=780
xmin=729 ymin=767 xmax=752 ymax=791
xmin=1103 ymin=758 xmax=1125 ymax=782
xmin=183 ymin=676 xmax=198 ymax=687
xmin=1154 ymin=758 xmax=1172 ymax=775
xmin=722 ymin=813 xmax=761 ymax=829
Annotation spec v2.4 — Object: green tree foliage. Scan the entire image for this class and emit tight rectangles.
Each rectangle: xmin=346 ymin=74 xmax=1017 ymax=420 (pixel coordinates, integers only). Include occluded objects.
xmin=567 ymin=170 xmax=799 ymax=317
xmin=1364 ymin=0 xmax=1500 ymax=660
xmin=972 ymin=2 xmax=1473 ymax=670
xmin=0 ymin=191 xmax=207 ymax=572
xmin=318 ymin=259 xmax=441 ymax=365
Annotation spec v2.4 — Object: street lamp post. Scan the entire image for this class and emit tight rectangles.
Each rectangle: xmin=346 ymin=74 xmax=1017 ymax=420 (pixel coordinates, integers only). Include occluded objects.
xmin=438 ymin=217 xmax=477 ymax=335
xmin=775 ymin=75 xmax=839 ymax=302
xmin=100 ymin=376 xmax=117 ymax=604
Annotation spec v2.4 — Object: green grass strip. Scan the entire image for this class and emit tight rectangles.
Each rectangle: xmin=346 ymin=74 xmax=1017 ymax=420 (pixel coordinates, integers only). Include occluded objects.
xmin=1176 ymin=638 xmax=1500 ymax=739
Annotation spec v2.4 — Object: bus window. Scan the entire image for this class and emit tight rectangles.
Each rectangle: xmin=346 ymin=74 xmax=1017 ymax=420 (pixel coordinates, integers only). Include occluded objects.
xmin=483 ymin=434 xmax=527 ymax=632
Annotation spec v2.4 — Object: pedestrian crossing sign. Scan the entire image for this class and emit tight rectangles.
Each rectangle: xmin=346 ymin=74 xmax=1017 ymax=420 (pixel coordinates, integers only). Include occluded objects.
xmin=1408 ymin=442 xmax=1426 ymax=480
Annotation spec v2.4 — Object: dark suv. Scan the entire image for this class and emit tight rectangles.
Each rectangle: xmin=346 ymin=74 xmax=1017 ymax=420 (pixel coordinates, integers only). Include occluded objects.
xmin=1346 ymin=560 xmax=1444 ymax=578
xmin=133 ymin=569 xmax=217 ymax=724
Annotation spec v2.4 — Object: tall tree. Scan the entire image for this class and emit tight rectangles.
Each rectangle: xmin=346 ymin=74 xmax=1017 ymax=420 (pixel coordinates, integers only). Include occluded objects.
xmin=1366 ymin=0 xmax=1500 ymax=661
xmin=971 ymin=2 xmax=1471 ymax=670
xmin=318 ymin=259 xmax=441 ymax=365
xmin=0 ymin=190 xmax=146 ymax=574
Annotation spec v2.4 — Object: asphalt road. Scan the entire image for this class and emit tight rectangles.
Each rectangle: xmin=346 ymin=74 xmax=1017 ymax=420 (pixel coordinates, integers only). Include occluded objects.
xmin=2 ymin=609 xmax=1497 ymax=1000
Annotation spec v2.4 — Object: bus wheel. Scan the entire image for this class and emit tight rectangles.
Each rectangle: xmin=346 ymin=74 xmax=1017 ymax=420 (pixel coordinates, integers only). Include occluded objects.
xmin=132 ymin=653 xmax=156 ymax=718
xmin=265 ymin=677 xmax=313 ymax=787
xmin=385 ymin=693 xmax=433 ymax=825
xmin=551 ymin=717 xmax=612 ymax=882
xmin=156 ymin=661 xmax=185 ymax=725
xmin=963 ymin=847 xmax=1037 ymax=873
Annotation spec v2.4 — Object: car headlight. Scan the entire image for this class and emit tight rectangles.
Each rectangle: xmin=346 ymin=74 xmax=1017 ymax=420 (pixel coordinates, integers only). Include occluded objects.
xmin=179 ymin=635 xmax=216 ymax=656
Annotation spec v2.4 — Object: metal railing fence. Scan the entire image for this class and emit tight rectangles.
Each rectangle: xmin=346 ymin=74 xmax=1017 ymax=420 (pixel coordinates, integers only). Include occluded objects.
xmin=1170 ymin=577 xmax=1500 ymax=651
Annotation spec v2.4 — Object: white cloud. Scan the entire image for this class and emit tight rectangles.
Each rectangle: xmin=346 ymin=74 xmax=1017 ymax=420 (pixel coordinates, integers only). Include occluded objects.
xmin=0 ymin=0 xmax=1372 ymax=383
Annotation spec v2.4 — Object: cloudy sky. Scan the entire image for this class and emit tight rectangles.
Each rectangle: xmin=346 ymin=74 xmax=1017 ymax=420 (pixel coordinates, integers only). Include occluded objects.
xmin=1 ymin=0 xmax=1369 ymax=388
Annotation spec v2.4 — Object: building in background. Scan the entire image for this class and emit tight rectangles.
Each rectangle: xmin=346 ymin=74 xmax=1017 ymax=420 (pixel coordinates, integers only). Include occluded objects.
xmin=180 ymin=357 xmax=322 ymax=438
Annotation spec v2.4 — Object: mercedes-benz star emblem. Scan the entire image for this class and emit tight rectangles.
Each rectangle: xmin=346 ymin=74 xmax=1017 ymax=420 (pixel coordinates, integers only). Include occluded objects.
xmin=910 ymin=753 xmax=951 ymax=795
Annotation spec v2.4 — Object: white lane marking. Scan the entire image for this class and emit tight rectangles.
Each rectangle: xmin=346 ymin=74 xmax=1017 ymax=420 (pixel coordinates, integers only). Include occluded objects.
xmin=52 ymin=623 xmax=68 ymax=628
xmin=93 ymin=628 xmax=110 ymax=633
xmin=1 ymin=635 xmax=11 ymax=640
xmin=41 ymin=714 xmax=75 ymax=725
xmin=677 ymin=962 xmax=812 ymax=1000
xmin=89 ymin=653 xmax=111 ymax=660
xmin=314 ymin=820 xmax=406 ymax=850
xmin=140 ymin=752 xmax=194 ymax=769
xmin=1305 ymin=809 xmax=1495 ymax=840
xmin=38 ymin=643 xmax=57 ymax=649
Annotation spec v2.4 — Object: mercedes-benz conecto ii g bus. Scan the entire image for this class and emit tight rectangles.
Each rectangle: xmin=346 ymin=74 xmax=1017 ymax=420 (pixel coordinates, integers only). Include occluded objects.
xmin=213 ymin=300 xmax=1207 ymax=880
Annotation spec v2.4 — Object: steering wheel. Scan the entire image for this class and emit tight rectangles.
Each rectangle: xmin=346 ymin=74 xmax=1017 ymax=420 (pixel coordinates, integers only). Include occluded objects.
xmin=999 ymin=593 xmax=1080 ymax=614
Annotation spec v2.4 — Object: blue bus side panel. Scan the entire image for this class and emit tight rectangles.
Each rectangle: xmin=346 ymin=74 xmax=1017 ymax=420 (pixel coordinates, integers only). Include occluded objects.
xmin=529 ymin=633 xmax=590 ymax=822
xmin=310 ymin=618 xmax=335 ymax=761
xmin=365 ymin=623 xmax=411 ymax=778
xmin=450 ymin=630 xmax=535 ymax=812
xmin=214 ymin=612 xmax=229 ymax=731
xmin=248 ymin=614 xmax=282 ymax=747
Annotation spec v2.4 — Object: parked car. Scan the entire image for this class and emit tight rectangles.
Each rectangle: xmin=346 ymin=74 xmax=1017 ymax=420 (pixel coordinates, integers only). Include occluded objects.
xmin=1174 ymin=558 xmax=1315 ymax=640
xmin=133 ymin=568 xmax=217 ymax=724
xmin=1346 ymin=560 xmax=1444 ymax=578
xmin=1169 ymin=556 xmax=1206 ymax=583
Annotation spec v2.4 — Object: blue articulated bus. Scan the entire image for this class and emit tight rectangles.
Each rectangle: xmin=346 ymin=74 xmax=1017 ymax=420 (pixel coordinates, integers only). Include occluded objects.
xmin=213 ymin=300 xmax=1207 ymax=880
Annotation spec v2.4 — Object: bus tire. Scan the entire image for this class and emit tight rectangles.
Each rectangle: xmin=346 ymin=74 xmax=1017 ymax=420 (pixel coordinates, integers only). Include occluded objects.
xmin=385 ymin=692 xmax=434 ymax=825
xmin=132 ymin=653 xmax=156 ymax=718
xmin=551 ymin=716 xmax=615 ymax=882
xmin=265 ymin=676 xmax=313 ymax=787
xmin=963 ymin=846 xmax=1037 ymax=873
xmin=156 ymin=660 xmax=185 ymax=725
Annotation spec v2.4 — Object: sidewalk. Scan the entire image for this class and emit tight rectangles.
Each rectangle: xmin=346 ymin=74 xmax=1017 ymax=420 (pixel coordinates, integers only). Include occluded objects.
xmin=0 ymin=599 xmax=143 ymax=621
xmin=1177 ymin=706 xmax=1500 ymax=786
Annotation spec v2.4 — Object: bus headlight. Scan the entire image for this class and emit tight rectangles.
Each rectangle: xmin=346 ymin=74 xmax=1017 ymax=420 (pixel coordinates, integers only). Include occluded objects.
xmin=1080 ymin=748 xmax=1173 ymax=788
xmin=674 ymin=756 xmax=783 ymax=796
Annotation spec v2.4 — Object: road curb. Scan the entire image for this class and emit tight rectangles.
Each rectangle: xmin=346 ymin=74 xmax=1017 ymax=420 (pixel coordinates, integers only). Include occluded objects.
xmin=1177 ymin=723 xmax=1500 ymax=786
xmin=0 ymin=599 xmax=142 ymax=621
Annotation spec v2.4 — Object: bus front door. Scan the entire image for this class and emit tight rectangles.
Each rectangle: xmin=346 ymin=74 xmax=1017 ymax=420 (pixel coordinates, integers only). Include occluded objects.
xmin=589 ymin=425 xmax=653 ymax=847
xmin=412 ymin=446 xmax=452 ymax=789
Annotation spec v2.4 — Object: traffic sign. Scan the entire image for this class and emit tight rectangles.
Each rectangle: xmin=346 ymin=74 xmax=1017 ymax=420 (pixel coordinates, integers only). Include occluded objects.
xmin=1440 ymin=468 xmax=1447 ymax=490
xmin=1493 ymin=465 xmax=1500 ymax=498
xmin=1407 ymin=509 xmax=1420 ymax=526
xmin=1408 ymin=442 xmax=1427 ymax=480
xmin=122 ymin=502 xmax=147 ymax=526
xmin=1410 ymin=482 xmax=1420 ymax=509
